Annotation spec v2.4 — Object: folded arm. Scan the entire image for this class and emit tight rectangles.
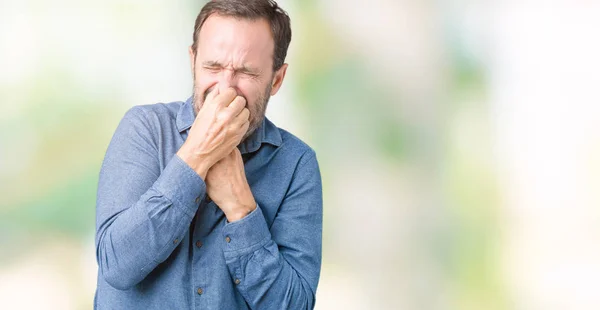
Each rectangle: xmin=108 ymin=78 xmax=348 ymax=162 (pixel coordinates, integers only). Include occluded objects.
xmin=95 ymin=107 xmax=205 ymax=290
xmin=222 ymin=150 xmax=323 ymax=309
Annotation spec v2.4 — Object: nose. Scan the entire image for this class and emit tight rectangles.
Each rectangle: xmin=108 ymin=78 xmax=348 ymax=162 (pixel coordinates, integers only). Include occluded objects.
xmin=217 ymin=68 xmax=238 ymax=94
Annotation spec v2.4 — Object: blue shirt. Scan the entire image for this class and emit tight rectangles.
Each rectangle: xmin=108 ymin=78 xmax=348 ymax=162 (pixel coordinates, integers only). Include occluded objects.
xmin=94 ymin=97 xmax=323 ymax=309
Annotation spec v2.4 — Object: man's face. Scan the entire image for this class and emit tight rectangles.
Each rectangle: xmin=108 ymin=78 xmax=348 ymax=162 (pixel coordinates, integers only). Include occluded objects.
xmin=189 ymin=14 xmax=287 ymax=139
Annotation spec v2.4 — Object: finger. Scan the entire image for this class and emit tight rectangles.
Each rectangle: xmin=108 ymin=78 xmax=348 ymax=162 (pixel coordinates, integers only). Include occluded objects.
xmin=213 ymin=87 xmax=237 ymax=108
xmin=227 ymin=96 xmax=246 ymax=114
xmin=216 ymin=103 xmax=244 ymax=125
xmin=238 ymin=108 xmax=250 ymax=122
xmin=238 ymin=118 xmax=250 ymax=134
xmin=197 ymin=88 xmax=219 ymax=116
xmin=208 ymin=87 xmax=219 ymax=99
xmin=231 ymin=108 xmax=250 ymax=127
xmin=236 ymin=118 xmax=250 ymax=130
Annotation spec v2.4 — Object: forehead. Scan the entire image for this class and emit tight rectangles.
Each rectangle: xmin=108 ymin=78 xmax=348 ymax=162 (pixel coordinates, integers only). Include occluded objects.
xmin=197 ymin=14 xmax=274 ymax=66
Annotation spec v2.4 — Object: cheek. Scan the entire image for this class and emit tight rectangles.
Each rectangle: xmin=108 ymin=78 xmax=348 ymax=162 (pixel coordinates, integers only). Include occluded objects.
xmin=237 ymin=80 xmax=268 ymax=105
xmin=194 ymin=72 xmax=218 ymax=93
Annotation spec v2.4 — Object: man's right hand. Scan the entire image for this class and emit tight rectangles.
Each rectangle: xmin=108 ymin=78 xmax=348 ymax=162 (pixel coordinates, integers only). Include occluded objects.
xmin=176 ymin=87 xmax=250 ymax=180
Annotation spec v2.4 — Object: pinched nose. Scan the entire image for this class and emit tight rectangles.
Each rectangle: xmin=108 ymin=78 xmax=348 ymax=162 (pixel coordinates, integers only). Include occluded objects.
xmin=216 ymin=69 xmax=240 ymax=94
xmin=203 ymin=84 xmax=247 ymax=107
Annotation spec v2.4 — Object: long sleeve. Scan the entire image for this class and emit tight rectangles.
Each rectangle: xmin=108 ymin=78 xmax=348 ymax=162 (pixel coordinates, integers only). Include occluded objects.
xmin=95 ymin=106 xmax=206 ymax=290
xmin=222 ymin=150 xmax=323 ymax=309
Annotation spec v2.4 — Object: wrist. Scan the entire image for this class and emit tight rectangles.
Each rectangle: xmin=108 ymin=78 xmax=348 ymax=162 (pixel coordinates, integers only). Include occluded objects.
xmin=176 ymin=149 xmax=212 ymax=180
xmin=225 ymin=202 xmax=256 ymax=222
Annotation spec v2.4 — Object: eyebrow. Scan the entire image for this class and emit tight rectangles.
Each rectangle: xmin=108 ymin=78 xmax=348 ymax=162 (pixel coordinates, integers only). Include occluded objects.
xmin=201 ymin=60 xmax=259 ymax=74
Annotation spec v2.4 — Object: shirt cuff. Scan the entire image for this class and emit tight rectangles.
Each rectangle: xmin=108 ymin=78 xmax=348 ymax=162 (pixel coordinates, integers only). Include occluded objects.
xmin=222 ymin=205 xmax=271 ymax=258
xmin=152 ymin=154 xmax=207 ymax=217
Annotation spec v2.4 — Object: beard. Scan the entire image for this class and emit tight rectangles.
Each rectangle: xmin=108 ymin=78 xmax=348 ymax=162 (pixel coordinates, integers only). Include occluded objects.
xmin=192 ymin=82 xmax=272 ymax=141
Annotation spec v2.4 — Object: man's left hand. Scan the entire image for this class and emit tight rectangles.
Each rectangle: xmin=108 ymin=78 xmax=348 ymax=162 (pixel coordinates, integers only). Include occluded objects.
xmin=205 ymin=148 xmax=256 ymax=222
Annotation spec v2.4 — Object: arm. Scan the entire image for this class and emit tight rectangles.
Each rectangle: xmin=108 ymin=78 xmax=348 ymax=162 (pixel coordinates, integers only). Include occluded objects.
xmin=96 ymin=88 xmax=248 ymax=290
xmin=95 ymin=107 xmax=206 ymax=290
xmin=222 ymin=150 xmax=323 ymax=309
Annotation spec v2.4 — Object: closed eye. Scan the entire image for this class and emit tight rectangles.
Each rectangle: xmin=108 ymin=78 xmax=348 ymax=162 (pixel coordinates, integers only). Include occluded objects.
xmin=239 ymin=70 xmax=258 ymax=77
xmin=203 ymin=66 xmax=221 ymax=73
xmin=201 ymin=61 xmax=260 ymax=77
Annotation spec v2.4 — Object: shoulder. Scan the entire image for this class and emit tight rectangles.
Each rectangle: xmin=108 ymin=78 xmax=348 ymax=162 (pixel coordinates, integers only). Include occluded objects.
xmin=276 ymin=127 xmax=318 ymax=166
xmin=124 ymin=100 xmax=183 ymax=124
xmin=111 ymin=100 xmax=184 ymax=146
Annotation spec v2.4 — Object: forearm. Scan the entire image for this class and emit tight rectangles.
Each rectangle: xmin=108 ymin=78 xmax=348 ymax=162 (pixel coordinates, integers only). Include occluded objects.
xmin=228 ymin=241 xmax=318 ymax=309
xmin=222 ymin=206 xmax=321 ymax=309
xmin=96 ymin=155 xmax=206 ymax=290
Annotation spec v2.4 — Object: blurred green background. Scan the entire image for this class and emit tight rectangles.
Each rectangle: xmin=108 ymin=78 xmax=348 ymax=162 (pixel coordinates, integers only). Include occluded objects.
xmin=1 ymin=1 xmax=599 ymax=309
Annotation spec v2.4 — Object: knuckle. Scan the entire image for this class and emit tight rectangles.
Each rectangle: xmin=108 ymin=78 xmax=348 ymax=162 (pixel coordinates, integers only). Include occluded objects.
xmin=217 ymin=110 xmax=231 ymax=122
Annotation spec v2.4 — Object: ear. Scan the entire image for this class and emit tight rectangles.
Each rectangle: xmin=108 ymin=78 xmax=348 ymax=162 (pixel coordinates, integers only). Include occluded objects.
xmin=188 ymin=45 xmax=196 ymax=74
xmin=269 ymin=63 xmax=288 ymax=96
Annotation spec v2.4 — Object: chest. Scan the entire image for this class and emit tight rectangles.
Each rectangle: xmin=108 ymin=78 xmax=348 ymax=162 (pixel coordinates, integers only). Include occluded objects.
xmin=158 ymin=130 xmax=294 ymax=231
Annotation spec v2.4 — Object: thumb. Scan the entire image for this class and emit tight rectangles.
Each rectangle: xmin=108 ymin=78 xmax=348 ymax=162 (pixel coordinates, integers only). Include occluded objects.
xmin=206 ymin=87 xmax=219 ymax=104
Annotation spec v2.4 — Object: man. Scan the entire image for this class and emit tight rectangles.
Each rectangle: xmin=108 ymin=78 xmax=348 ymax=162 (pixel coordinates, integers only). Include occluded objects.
xmin=94 ymin=0 xmax=322 ymax=309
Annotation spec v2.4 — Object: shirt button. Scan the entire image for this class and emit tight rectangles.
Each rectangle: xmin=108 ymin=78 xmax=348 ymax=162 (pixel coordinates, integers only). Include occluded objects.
xmin=197 ymin=287 xmax=203 ymax=295
xmin=195 ymin=196 xmax=201 ymax=203
xmin=225 ymin=236 xmax=231 ymax=243
xmin=195 ymin=240 xmax=203 ymax=248
xmin=173 ymin=239 xmax=179 ymax=244
xmin=234 ymin=279 xmax=241 ymax=285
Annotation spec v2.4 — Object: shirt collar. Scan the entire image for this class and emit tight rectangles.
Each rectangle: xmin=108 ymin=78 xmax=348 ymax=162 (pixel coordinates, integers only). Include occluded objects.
xmin=176 ymin=96 xmax=282 ymax=154
xmin=176 ymin=97 xmax=196 ymax=133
